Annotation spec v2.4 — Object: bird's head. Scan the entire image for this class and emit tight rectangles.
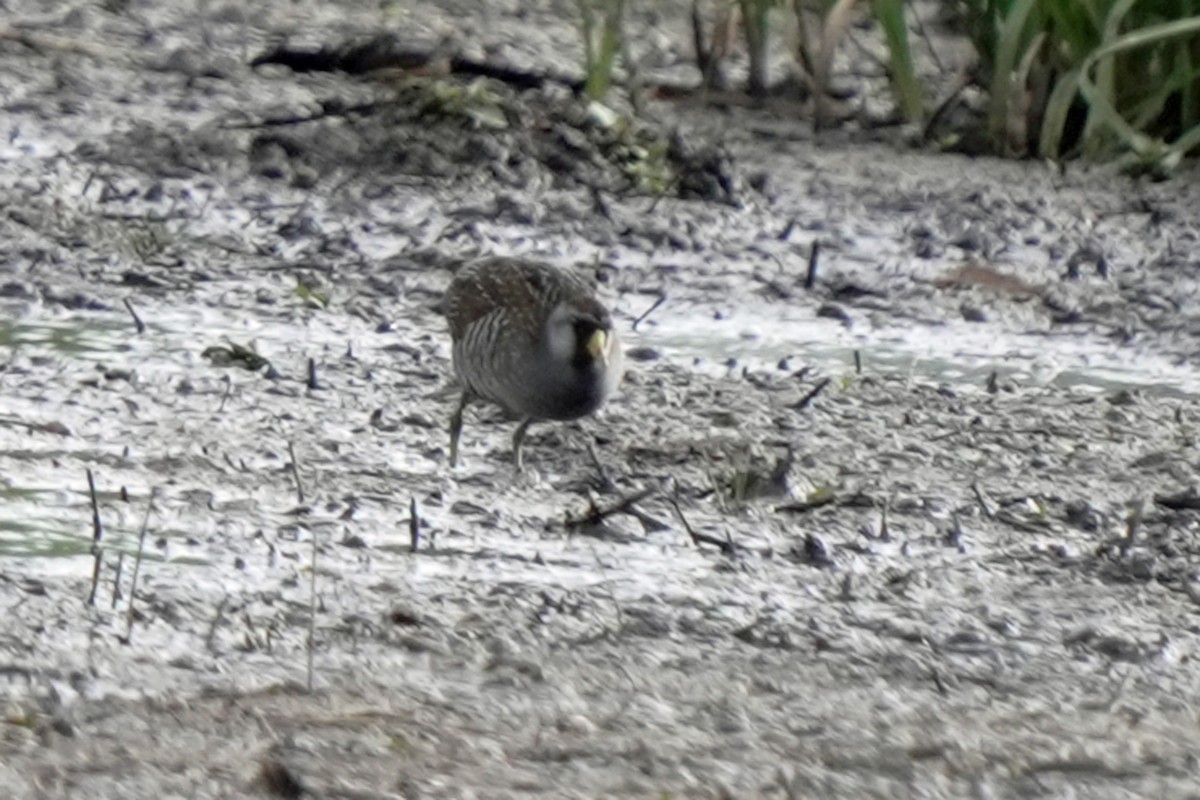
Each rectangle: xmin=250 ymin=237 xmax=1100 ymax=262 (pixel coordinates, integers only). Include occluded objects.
xmin=546 ymin=298 xmax=618 ymax=370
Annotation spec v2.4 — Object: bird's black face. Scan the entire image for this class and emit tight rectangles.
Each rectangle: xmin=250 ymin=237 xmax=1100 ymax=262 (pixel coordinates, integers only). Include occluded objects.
xmin=571 ymin=313 xmax=613 ymax=369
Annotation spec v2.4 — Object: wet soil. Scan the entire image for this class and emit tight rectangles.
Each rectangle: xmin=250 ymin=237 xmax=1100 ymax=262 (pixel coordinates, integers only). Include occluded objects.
xmin=4 ymin=1 xmax=1200 ymax=798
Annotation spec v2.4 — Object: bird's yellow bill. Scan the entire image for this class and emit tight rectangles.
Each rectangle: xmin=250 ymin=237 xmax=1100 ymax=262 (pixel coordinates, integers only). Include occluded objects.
xmin=586 ymin=330 xmax=608 ymax=360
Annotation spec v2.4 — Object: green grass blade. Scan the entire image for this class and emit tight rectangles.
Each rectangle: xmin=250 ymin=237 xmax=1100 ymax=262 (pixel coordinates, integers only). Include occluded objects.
xmin=871 ymin=0 xmax=923 ymax=123
xmin=1080 ymin=0 xmax=1137 ymax=156
xmin=988 ymin=0 xmax=1039 ymax=153
xmin=1038 ymin=67 xmax=1082 ymax=158
xmin=1078 ymin=13 xmax=1200 ymax=165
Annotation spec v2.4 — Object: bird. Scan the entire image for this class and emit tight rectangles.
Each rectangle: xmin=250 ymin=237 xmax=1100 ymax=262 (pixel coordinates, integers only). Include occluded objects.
xmin=443 ymin=256 xmax=622 ymax=469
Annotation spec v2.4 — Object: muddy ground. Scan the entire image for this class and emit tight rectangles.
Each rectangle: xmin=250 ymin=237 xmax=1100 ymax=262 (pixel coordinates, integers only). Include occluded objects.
xmin=4 ymin=1 xmax=1200 ymax=798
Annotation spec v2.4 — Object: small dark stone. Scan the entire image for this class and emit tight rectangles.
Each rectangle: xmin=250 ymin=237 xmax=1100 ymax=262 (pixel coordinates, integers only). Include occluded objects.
xmin=960 ymin=303 xmax=986 ymax=322
xmin=0 ymin=282 xmax=34 ymax=299
xmin=625 ymin=345 xmax=660 ymax=362
xmin=341 ymin=534 xmax=368 ymax=549
xmin=257 ymin=758 xmax=304 ymax=800
xmin=816 ymin=303 xmax=851 ymax=325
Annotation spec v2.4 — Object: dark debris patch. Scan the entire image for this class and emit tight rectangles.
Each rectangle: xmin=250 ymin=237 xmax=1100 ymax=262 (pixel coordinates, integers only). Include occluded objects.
xmin=255 ymin=756 xmax=305 ymax=799
xmin=232 ymin=61 xmax=745 ymax=206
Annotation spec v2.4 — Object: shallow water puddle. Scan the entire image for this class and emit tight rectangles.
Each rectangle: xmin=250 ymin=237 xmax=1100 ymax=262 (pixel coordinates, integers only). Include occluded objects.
xmin=0 ymin=317 xmax=134 ymax=358
xmin=0 ymin=485 xmax=86 ymax=558
xmin=642 ymin=302 xmax=1200 ymax=398
xmin=0 ymin=304 xmax=361 ymax=566
xmin=0 ymin=475 xmax=202 ymax=562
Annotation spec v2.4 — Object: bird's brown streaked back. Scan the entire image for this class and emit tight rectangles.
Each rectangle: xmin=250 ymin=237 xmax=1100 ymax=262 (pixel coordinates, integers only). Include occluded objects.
xmin=445 ymin=257 xmax=599 ymax=343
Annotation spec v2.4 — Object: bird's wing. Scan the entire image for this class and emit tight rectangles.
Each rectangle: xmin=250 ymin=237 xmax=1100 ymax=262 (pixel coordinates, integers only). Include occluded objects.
xmin=445 ymin=258 xmax=584 ymax=341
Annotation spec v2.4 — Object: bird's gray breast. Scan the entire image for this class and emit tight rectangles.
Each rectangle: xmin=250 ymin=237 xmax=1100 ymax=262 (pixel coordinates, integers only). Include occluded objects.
xmin=523 ymin=359 xmax=612 ymax=420
xmin=453 ymin=319 xmax=614 ymax=421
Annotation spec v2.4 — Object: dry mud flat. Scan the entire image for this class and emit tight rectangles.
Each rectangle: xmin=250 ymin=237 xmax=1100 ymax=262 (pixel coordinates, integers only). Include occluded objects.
xmin=4 ymin=1 xmax=1200 ymax=798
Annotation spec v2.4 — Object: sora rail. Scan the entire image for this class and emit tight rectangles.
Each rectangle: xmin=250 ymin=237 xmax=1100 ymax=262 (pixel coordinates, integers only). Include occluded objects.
xmin=444 ymin=257 xmax=622 ymax=468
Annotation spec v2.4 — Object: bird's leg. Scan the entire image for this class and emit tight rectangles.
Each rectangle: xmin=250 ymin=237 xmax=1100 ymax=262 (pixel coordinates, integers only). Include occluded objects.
xmin=511 ymin=417 xmax=533 ymax=471
xmin=448 ymin=392 xmax=470 ymax=466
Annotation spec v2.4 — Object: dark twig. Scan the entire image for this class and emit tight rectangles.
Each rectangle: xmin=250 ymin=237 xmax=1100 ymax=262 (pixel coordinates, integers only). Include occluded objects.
xmin=627 ymin=505 xmax=671 ymax=533
xmin=1121 ymin=498 xmax=1145 ymax=557
xmin=86 ymin=468 xmax=104 ymax=606
xmin=585 ymin=439 xmax=615 ymax=493
xmin=778 ymin=217 xmax=798 ymax=241
xmin=878 ymin=495 xmax=892 ymax=542
xmin=922 ymin=66 xmax=974 ymax=143
xmin=632 ymin=293 xmax=666 ymax=332
xmin=565 ymin=488 xmax=656 ymax=529
xmin=307 ymin=524 xmax=318 ymax=692
xmin=804 ymin=241 xmax=821 ymax=290
xmin=0 ymin=416 xmax=70 ymax=436
xmin=776 ymin=493 xmax=837 ymax=513
xmin=931 ymin=666 xmax=949 ymax=696
xmin=1154 ymin=488 xmax=1200 ymax=510
xmin=217 ymin=375 xmax=233 ymax=413
xmin=288 ymin=440 xmax=306 ymax=504
xmin=930 ymin=428 xmax=962 ymax=443
xmin=123 ymin=487 xmax=157 ymax=644
xmin=791 ymin=377 xmax=831 ymax=411
xmin=645 ymin=179 xmax=681 ymax=215
xmin=668 ymin=494 xmax=699 ymax=545
xmin=853 ymin=350 xmax=863 ymax=374
xmin=250 ymin=33 xmax=581 ymax=89
xmin=307 ymin=358 xmax=319 ymax=391
xmin=590 ymin=186 xmax=613 ymax=223
xmin=110 ymin=552 xmax=125 ymax=609
xmin=122 ymin=297 xmax=145 ymax=334
xmin=204 ymin=596 xmax=229 ymax=656
xmin=972 ymin=482 xmax=994 ymax=518
xmin=668 ymin=496 xmax=735 ymax=555
xmin=945 ymin=513 xmax=966 ymax=551
xmin=911 ymin=4 xmax=946 ymax=73
xmin=409 ymin=497 xmax=420 ymax=553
